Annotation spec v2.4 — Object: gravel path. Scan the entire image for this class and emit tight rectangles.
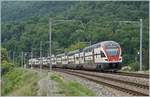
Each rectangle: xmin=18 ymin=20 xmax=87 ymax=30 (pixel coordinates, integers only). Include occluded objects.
xmin=56 ymin=71 xmax=130 ymax=96
xmin=47 ymin=72 xmax=63 ymax=96
xmin=37 ymin=77 xmax=49 ymax=96
xmin=37 ymin=71 xmax=63 ymax=96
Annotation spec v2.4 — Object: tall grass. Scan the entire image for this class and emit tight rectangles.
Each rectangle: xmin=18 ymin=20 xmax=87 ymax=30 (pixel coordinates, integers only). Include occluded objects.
xmin=51 ymin=73 xmax=95 ymax=96
xmin=1 ymin=68 xmax=39 ymax=96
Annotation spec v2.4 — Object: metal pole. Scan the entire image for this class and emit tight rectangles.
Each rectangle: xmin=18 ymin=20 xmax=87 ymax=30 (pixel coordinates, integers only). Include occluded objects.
xmin=31 ymin=48 xmax=33 ymax=69
xmin=140 ymin=19 xmax=143 ymax=71
xmin=15 ymin=52 xmax=17 ymax=65
xmin=13 ymin=51 xmax=15 ymax=64
xmin=40 ymin=41 xmax=42 ymax=70
xmin=47 ymin=19 xmax=83 ymax=71
xmin=24 ymin=52 xmax=26 ymax=68
xmin=24 ymin=53 xmax=25 ymax=68
xmin=49 ymin=18 xmax=52 ymax=71
xmin=90 ymin=40 xmax=91 ymax=46
xmin=78 ymin=40 xmax=80 ymax=65
xmin=21 ymin=52 xmax=24 ymax=67
xmin=118 ymin=20 xmax=143 ymax=71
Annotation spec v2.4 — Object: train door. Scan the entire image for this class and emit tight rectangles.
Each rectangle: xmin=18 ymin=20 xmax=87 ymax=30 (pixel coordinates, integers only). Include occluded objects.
xmin=94 ymin=47 xmax=102 ymax=63
xmin=75 ymin=53 xmax=79 ymax=65
xmin=84 ymin=51 xmax=93 ymax=64
xmin=79 ymin=52 xmax=84 ymax=64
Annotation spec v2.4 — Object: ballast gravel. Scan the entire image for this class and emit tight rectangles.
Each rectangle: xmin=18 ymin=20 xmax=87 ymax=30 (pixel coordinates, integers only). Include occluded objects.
xmin=56 ymin=71 xmax=130 ymax=96
xmin=76 ymin=70 xmax=149 ymax=86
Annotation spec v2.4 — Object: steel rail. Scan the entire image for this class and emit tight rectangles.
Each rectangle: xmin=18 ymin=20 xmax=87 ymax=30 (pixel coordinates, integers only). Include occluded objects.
xmin=54 ymin=69 xmax=149 ymax=96
xmin=115 ymin=71 xmax=149 ymax=79
xmin=65 ymin=69 xmax=149 ymax=90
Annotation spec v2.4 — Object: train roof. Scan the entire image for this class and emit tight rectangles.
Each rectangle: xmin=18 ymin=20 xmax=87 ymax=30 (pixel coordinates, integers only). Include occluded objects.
xmin=68 ymin=49 xmax=80 ymax=55
xmin=29 ymin=58 xmax=38 ymax=61
xmin=56 ymin=52 xmax=68 ymax=57
xmin=83 ymin=41 xmax=119 ymax=51
xmin=56 ymin=53 xmax=64 ymax=57
xmin=56 ymin=41 xmax=119 ymax=56
xmin=101 ymin=41 xmax=119 ymax=45
xmin=101 ymin=41 xmax=120 ymax=47
xmin=83 ymin=42 xmax=101 ymax=51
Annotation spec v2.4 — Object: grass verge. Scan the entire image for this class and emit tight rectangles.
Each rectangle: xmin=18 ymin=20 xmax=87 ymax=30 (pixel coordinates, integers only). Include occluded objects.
xmin=51 ymin=73 xmax=95 ymax=96
xmin=1 ymin=68 xmax=39 ymax=96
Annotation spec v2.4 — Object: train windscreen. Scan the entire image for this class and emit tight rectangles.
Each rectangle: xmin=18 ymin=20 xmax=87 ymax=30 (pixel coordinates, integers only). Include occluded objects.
xmin=106 ymin=49 xmax=118 ymax=56
xmin=104 ymin=41 xmax=120 ymax=56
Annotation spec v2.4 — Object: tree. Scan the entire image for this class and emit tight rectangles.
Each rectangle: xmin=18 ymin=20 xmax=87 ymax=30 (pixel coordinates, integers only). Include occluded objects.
xmin=1 ymin=48 xmax=15 ymax=75
xmin=1 ymin=48 xmax=9 ymax=62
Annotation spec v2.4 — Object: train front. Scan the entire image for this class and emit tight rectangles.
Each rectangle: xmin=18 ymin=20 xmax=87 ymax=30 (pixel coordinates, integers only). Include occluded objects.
xmin=102 ymin=41 xmax=122 ymax=71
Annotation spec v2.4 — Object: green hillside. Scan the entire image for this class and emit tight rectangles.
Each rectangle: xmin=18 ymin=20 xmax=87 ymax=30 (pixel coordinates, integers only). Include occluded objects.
xmin=1 ymin=1 xmax=149 ymax=70
xmin=2 ymin=1 xmax=77 ymax=21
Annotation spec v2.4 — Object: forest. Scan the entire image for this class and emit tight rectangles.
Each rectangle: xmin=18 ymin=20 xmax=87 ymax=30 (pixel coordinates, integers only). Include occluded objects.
xmin=1 ymin=1 xmax=149 ymax=71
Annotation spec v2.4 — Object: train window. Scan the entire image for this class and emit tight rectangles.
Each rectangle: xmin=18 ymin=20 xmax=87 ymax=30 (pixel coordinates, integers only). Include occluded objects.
xmin=101 ymin=51 xmax=106 ymax=57
xmin=82 ymin=56 xmax=84 ymax=59
xmin=95 ymin=53 xmax=97 ymax=58
xmin=97 ymin=53 xmax=99 ymax=57
xmin=76 ymin=57 xmax=79 ymax=60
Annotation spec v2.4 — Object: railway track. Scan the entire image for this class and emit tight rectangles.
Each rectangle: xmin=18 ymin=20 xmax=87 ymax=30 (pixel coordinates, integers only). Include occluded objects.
xmin=54 ymin=68 xmax=149 ymax=96
xmin=66 ymin=70 xmax=149 ymax=89
xmin=53 ymin=67 xmax=149 ymax=79
xmin=81 ymin=69 xmax=149 ymax=79
xmin=115 ymin=71 xmax=149 ymax=79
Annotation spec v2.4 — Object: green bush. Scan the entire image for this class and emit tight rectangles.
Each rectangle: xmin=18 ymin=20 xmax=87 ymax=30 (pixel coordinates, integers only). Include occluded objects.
xmin=1 ymin=61 xmax=15 ymax=75
xmin=1 ymin=48 xmax=9 ymax=62
xmin=121 ymin=66 xmax=132 ymax=71
xmin=2 ymin=68 xmax=39 ymax=96
xmin=128 ymin=62 xmax=140 ymax=71
xmin=2 ymin=68 xmax=23 ymax=95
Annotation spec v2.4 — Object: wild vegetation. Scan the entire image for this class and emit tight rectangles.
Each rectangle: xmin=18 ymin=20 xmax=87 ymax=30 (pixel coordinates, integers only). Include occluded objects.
xmin=1 ymin=48 xmax=39 ymax=96
xmin=1 ymin=1 xmax=149 ymax=70
xmin=1 ymin=68 xmax=39 ymax=96
xmin=51 ymin=73 xmax=95 ymax=96
xmin=1 ymin=48 xmax=15 ymax=74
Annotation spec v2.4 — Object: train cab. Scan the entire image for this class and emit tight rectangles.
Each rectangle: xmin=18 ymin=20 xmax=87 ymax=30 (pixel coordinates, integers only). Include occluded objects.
xmin=100 ymin=41 xmax=122 ymax=71
xmin=103 ymin=41 xmax=122 ymax=63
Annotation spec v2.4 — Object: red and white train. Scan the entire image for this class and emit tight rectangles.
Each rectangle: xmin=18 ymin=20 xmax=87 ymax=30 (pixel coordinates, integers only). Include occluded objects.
xmin=29 ymin=41 xmax=122 ymax=71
